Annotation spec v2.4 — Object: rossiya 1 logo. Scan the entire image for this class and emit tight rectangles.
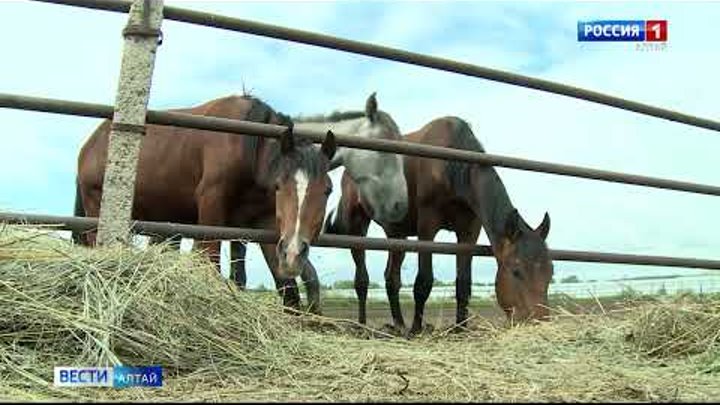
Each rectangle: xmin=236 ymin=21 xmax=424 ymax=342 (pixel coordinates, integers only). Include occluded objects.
xmin=577 ymin=20 xmax=668 ymax=51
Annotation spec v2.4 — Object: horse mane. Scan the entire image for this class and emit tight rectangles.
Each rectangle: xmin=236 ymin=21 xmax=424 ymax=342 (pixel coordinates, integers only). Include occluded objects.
xmin=239 ymin=96 xmax=327 ymax=181
xmin=294 ymin=109 xmax=402 ymax=141
xmin=293 ymin=110 xmax=366 ymax=123
xmin=444 ymin=117 xmax=486 ymax=196
xmin=267 ymin=140 xmax=329 ymax=181
xmin=444 ymin=117 xmax=530 ymax=240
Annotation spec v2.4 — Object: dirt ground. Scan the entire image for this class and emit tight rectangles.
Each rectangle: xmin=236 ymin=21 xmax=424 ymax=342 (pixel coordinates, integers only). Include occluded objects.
xmin=320 ymin=294 xmax=635 ymax=331
xmin=324 ymin=300 xmax=505 ymax=330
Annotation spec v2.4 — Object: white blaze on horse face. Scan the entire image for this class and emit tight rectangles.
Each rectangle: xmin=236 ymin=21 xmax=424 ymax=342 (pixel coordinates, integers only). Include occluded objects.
xmin=287 ymin=169 xmax=309 ymax=257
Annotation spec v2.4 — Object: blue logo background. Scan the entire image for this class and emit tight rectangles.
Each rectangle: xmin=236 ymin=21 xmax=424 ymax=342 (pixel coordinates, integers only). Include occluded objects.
xmin=578 ymin=20 xmax=646 ymax=42
xmin=113 ymin=365 xmax=163 ymax=388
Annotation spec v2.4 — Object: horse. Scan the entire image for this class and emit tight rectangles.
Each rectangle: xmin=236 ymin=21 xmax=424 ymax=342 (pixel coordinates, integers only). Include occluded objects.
xmin=324 ymin=116 xmax=554 ymax=334
xmin=72 ymin=94 xmax=337 ymax=313
xmin=294 ymin=92 xmax=408 ymax=225
xmin=224 ymin=93 xmax=408 ymax=310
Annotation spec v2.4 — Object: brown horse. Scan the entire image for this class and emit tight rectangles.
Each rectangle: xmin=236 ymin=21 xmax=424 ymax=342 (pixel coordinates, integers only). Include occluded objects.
xmin=73 ymin=95 xmax=336 ymax=312
xmin=324 ymin=116 xmax=554 ymax=334
xmin=216 ymin=93 xmax=409 ymax=312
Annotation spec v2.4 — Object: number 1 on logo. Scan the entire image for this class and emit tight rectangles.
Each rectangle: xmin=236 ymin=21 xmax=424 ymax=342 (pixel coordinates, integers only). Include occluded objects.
xmin=645 ymin=20 xmax=668 ymax=42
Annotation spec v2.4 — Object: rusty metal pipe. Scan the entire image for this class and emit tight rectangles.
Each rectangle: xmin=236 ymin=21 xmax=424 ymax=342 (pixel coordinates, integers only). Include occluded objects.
xmin=3 ymin=211 xmax=720 ymax=271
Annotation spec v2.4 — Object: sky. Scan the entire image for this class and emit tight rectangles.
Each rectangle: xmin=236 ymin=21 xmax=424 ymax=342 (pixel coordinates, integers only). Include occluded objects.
xmin=1 ymin=0 xmax=719 ymax=289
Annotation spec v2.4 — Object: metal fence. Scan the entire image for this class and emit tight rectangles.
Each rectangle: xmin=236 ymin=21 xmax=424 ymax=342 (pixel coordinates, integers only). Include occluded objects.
xmin=2 ymin=0 xmax=719 ymax=272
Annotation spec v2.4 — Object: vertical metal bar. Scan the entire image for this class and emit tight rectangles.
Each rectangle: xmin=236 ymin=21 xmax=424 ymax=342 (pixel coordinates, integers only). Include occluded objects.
xmin=96 ymin=0 xmax=164 ymax=246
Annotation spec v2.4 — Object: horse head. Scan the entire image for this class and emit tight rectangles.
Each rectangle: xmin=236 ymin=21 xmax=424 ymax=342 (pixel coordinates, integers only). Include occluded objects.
xmin=340 ymin=92 xmax=409 ymax=225
xmin=494 ymin=209 xmax=554 ymax=322
xmin=274 ymin=125 xmax=336 ymax=278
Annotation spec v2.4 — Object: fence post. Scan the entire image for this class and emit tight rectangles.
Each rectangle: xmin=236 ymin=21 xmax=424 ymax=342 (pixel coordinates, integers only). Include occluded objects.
xmin=96 ymin=0 xmax=164 ymax=246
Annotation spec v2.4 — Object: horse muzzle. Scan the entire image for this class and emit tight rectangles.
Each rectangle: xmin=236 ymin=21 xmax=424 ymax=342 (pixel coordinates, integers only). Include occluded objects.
xmin=385 ymin=198 xmax=408 ymax=223
xmin=503 ymin=302 xmax=550 ymax=324
xmin=277 ymin=238 xmax=310 ymax=278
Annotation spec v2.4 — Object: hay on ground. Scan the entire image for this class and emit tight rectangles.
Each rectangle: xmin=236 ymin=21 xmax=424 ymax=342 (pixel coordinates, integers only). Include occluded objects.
xmin=1 ymin=224 xmax=719 ymax=402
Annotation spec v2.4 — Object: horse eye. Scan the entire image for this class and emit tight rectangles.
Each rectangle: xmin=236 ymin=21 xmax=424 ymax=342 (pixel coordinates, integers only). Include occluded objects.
xmin=512 ymin=269 xmax=523 ymax=280
xmin=325 ymin=187 xmax=333 ymax=196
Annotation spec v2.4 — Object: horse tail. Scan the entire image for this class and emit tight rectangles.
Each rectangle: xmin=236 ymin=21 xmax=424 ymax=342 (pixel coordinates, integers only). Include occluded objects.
xmin=71 ymin=177 xmax=86 ymax=245
xmin=445 ymin=117 xmax=485 ymax=198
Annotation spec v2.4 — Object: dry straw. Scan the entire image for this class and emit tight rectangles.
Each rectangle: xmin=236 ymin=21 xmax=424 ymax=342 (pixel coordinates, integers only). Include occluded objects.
xmin=0 ymin=224 xmax=718 ymax=402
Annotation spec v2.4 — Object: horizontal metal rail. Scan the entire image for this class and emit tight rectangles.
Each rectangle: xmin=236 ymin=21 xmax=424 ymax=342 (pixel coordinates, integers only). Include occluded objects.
xmin=2 ymin=92 xmax=720 ymax=197
xmin=30 ymin=0 xmax=720 ymax=133
xmin=2 ymin=211 xmax=720 ymax=271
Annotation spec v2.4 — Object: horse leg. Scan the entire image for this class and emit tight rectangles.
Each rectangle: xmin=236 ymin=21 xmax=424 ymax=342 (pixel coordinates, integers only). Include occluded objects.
xmin=79 ymin=186 xmax=102 ymax=247
xmin=409 ymin=213 xmax=440 ymax=336
xmin=195 ymin=240 xmax=221 ymax=270
xmin=454 ymin=219 xmax=482 ymax=328
xmin=195 ymin=190 xmax=228 ymax=272
xmin=300 ymin=260 xmax=322 ymax=315
xmin=348 ymin=206 xmax=372 ymax=324
xmin=351 ymin=247 xmax=369 ymax=324
xmin=230 ymin=241 xmax=248 ymax=289
xmin=384 ymin=246 xmax=406 ymax=331
xmin=149 ymin=234 xmax=183 ymax=250
xmin=259 ymin=242 xmax=301 ymax=311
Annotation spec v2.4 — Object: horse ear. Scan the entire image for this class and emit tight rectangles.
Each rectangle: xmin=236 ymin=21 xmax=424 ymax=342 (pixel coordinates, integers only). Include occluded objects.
xmin=280 ymin=122 xmax=295 ymax=155
xmin=504 ymin=209 xmax=522 ymax=242
xmin=365 ymin=91 xmax=378 ymax=122
xmin=536 ymin=212 xmax=551 ymax=240
xmin=322 ymin=130 xmax=337 ymax=160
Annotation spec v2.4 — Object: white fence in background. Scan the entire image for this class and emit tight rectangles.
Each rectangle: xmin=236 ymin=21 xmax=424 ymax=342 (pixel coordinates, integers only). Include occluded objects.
xmin=325 ymin=274 xmax=720 ymax=301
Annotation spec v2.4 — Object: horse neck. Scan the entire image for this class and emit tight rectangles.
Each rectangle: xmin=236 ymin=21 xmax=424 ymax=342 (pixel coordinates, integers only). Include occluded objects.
xmin=467 ymin=165 xmax=520 ymax=249
xmin=253 ymin=135 xmax=282 ymax=188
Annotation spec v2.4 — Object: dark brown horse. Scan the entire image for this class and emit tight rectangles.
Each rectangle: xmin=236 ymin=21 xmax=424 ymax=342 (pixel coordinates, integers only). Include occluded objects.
xmin=324 ymin=116 xmax=554 ymax=334
xmin=222 ymin=93 xmax=409 ymax=312
xmin=73 ymin=95 xmax=336 ymax=312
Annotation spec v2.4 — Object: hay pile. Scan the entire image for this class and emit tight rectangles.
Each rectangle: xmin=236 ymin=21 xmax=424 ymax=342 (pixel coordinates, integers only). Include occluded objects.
xmin=628 ymin=294 xmax=720 ymax=358
xmin=1 ymin=224 xmax=719 ymax=402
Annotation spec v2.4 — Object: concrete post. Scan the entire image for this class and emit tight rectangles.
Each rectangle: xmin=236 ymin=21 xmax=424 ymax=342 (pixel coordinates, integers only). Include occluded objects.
xmin=96 ymin=0 xmax=164 ymax=246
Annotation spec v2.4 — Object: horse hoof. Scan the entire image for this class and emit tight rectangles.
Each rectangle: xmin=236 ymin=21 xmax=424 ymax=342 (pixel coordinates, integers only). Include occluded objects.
xmin=380 ymin=323 xmax=405 ymax=337
xmin=449 ymin=324 xmax=469 ymax=334
xmin=282 ymin=306 xmax=302 ymax=316
xmin=405 ymin=326 xmax=422 ymax=339
xmin=406 ymin=323 xmax=433 ymax=338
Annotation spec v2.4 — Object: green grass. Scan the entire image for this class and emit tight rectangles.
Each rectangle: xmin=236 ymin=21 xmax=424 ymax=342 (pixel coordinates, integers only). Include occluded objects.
xmin=330 ymin=280 xmax=382 ymax=290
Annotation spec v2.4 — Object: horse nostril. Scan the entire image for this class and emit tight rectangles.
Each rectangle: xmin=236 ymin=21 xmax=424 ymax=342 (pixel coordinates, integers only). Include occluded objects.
xmin=299 ymin=241 xmax=309 ymax=257
xmin=276 ymin=239 xmax=286 ymax=256
xmin=393 ymin=200 xmax=406 ymax=216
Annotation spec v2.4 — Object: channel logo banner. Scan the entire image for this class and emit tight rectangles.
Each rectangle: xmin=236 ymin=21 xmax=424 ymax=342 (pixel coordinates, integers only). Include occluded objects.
xmin=578 ymin=20 xmax=668 ymax=42
xmin=54 ymin=367 xmax=113 ymax=387
xmin=54 ymin=366 xmax=162 ymax=388
xmin=114 ymin=366 xmax=163 ymax=388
